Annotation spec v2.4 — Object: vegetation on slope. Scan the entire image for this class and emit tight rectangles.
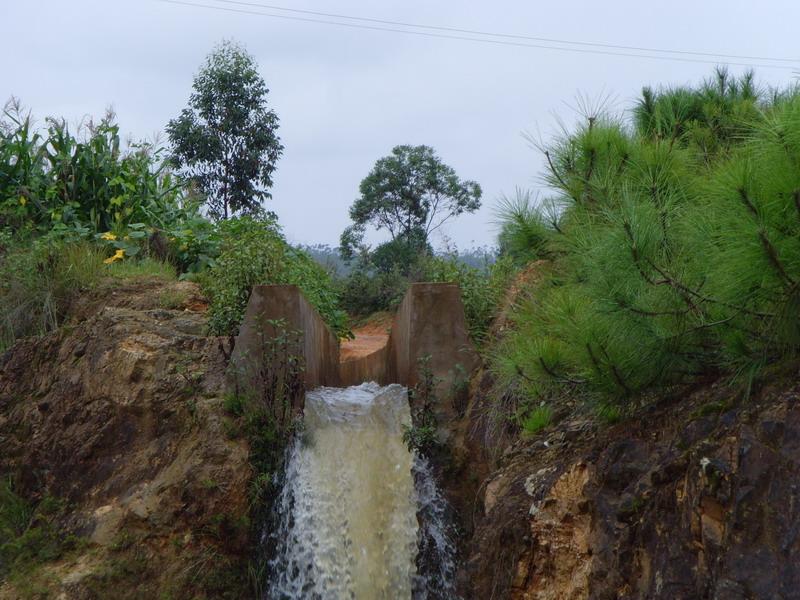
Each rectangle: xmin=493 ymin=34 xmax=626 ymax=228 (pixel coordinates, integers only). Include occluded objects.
xmin=0 ymin=100 xmax=348 ymax=347
xmin=492 ymin=69 xmax=800 ymax=426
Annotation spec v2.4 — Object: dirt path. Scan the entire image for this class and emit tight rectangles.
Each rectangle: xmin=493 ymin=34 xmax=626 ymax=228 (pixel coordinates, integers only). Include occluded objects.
xmin=340 ymin=312 xmax=393 ymax=361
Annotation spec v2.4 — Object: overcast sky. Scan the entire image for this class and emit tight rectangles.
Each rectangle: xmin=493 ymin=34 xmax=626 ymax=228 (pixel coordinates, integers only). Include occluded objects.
xmin=3 ymin=1 xmax=799 ymax=249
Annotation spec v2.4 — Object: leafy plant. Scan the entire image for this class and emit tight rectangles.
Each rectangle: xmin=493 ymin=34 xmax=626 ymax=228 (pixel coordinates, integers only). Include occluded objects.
xmin=201 ymin=216 xmax=350 ymax=338
xmin=167 ymin=40 xmax=284 ymax=220
xmin=1 ymin=100 xmax=187 ymax=238
xmin=336 ymin=265 xmax=409 ymax=317
xmin=403 ymin=355 xmax=440 ymax=455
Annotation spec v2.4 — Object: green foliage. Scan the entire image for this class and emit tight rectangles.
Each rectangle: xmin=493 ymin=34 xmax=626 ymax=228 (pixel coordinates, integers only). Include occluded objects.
xmin=224 ymin=320 xmax=305 ymax=597
xmin=370 ymin=232 xmax=431 ymax=275
xmin=336 ymin=266 xmax=409 ymax=317
xmin=493 ymin=71 xmax=800 ymax=416
xmin=520 ymin=404 xmax=553 ymax=435
xmin=167 ymin=40 xmax=283 ymax=220
xmin=0 ymin=99 xmax=216 ymax=278
xmin=0 ymin=239 xmax=101 ymax=350
xmin=403 ymin=356 xmax=440 ymax=455
xmin=201 ymin=216 xmax=350 ymax=338
xmin=422 ymin=253 xmax=516 ymax=345
xmin=633 ymin=68 xmax=761 ymax=160
xmin=0 ymin=100 xmax=189 ymax=239
xmin=340 ymin=145 xmax=482 ymax=270
xmin=495 ymin=188 xmax=556 ymax=265
xmin=0 ymin=235 xmax=174 ymax=351
xmin=0 ymin=478 xmax=79 ymax=580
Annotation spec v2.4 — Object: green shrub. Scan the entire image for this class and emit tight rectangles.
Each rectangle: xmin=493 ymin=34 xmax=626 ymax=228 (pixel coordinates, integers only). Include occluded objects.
xmin=520 ymin=404 xmax=553 ymax=435
xmin=0 ymin=102 xmax=186 ymax=235
xmin=337 ymin=267 xmax=409 ymax=317
xmin=492 ymin=70 xmax=800 ymax=415
xmin=0 ymin=478 xmax=78 ymax=580
xmin=422 ymin=253 xmax=516 ymax=345
xmin=201 ymin=216 xmax=350 ymax=338
xmin=0 ymin=101 xmax=215 ymax=277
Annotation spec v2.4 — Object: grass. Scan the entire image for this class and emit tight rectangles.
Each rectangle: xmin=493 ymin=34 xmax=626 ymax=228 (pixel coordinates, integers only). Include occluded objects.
xmin=0 ymin=477 xmax=82 ymax=584
xmin=0 ymin=240 xmax=175 ymax=351
xmin=520 ymin=404 xmax=553 ymax=435
xmin=106 ymin=257 xmax=176 ymax=281
xmin=158 ymin=287 xmax=189 ymax=310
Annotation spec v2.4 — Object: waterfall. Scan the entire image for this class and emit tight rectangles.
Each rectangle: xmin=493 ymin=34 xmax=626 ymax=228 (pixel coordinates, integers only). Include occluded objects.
xmin=265 ymin=382 xmax=459 ymax=599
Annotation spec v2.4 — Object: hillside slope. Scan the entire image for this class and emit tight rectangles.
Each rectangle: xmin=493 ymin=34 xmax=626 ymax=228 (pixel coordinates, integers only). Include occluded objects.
xmin=0 ymin=278 xmax=252 ymax=599
xmin=448 ymin=367 xmax=800 ymax=599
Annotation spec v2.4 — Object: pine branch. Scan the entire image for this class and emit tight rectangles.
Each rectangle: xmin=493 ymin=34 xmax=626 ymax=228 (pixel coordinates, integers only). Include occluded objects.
xmin=758 ymin=229 xmax=795 ymax=287
xmin=536 ymin=358 xmax=585 ymax=385
xmin=544 ymin=150 xmax=572 ymax=196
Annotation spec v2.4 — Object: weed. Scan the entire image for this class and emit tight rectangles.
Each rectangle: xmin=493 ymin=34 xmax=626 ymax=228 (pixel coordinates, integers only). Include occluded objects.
xmin=691 ymin=399 xmax=732 ymax=419
xmin=0 ymin=477 xmax=81 ymax=581
xmin=449 ymin=363 xmax=470 ymax=417
xmin=520 ymin=404 xmax=553 ymax=435
xmin=597 ymin=403 xmax=624 ymax=425
xmin=158 ymin=287 xmax=188 ymax=310
xmin=403 ymin=355 xmax=441 ymax=455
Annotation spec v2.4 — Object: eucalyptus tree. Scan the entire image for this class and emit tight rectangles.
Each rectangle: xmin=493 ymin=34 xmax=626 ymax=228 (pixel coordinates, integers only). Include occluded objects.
xmin=340 ymin=145 xmax=482 ymax=267
xmin=167 ymin=40 xmax=283 ymax=220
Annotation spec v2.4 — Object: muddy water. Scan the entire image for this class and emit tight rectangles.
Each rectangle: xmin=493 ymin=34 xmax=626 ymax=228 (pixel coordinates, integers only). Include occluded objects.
xmin=267 ymin=383 xmax=426 ymax=599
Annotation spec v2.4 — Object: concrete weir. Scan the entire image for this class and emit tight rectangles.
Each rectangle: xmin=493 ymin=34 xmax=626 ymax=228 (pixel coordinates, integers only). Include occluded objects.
xmin=229 ymin=283 xmax=479 ymax=411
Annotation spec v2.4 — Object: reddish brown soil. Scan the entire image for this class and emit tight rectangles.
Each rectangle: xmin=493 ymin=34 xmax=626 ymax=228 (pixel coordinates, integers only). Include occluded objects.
xmin=339 ymin=312 xmax=393 ymax=361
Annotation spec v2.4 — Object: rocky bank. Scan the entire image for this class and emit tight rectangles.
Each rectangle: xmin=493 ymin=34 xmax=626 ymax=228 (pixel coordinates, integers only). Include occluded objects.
xmin=445 ymin=368 xmax=800 ymax=599
xmin=0 ymin=278 xmax=252 ymax=599
xmin=2 ymin=275 xmax=799 ymax=599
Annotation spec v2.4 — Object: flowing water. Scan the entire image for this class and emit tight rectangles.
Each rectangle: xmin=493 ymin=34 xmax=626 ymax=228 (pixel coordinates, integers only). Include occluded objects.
xmin=266 ymin=382 xmax=458 ymax=599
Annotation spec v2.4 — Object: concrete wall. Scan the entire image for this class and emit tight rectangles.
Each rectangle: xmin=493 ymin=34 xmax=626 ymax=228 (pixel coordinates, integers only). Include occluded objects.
xmin=385 ymin=283 xmax=480 ymax=418
xmin=339 ymin=345 xmax=389 ymax=387
xmin=229 ymin=282 xmax=479 ymax=418
xmin=228 ymin=285 xmax=340 ymax=412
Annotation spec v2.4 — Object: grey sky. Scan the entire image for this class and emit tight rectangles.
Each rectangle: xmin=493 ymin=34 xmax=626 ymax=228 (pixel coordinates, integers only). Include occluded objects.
xmin=3 ymin=0 xmax=799 ymax=249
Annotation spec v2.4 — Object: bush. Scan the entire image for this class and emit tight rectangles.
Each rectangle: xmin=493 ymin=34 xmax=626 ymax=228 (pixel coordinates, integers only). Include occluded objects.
xmin=337 ymin=267 xmax=409 ymax=317
xmin=0 ymin=235 xmax=176 ymax=351
xmin=0 ymin=101 xmax=215 ymax=277
xmin=201 ymin=216 xmax=350 ymax=338
xmin=422 ymin=253 xmax=516 ymax=345
xmin=492 ymin=70 xmax=800 ymax=414
xmin=0 ymin=102 xmax=186 ymax=236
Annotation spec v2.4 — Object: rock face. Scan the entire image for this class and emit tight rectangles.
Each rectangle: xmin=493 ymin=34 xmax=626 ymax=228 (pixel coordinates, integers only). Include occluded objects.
xmin=0 ymin=278 xmax=252 ymax=599
xmin=456 ymin=377 xmax=800 ymax=599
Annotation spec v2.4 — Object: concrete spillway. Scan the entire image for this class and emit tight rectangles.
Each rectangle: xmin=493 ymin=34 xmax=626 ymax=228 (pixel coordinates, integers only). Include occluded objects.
xmin=229 ymin=284 xmax=473 ymax=598
xmin=229 ymin=282 xmax=480 ymax=417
